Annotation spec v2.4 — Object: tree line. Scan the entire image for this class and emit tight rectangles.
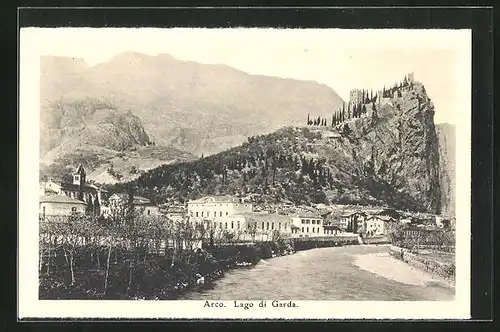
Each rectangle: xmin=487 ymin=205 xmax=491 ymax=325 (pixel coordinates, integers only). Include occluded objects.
xmin=307 ymin=89 xmax=378 ymax=128
xmin=38 ymin=199 xmax=291 ymax=299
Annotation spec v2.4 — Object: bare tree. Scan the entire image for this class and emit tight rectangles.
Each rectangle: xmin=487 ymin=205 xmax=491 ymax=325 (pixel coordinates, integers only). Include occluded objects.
xmin=245 ymin=221 xmax=258 ymax=242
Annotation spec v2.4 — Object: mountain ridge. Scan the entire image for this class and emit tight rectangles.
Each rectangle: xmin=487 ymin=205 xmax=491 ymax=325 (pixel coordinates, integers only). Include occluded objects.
xmin=41 ymin=52 xmax=345 ymax=156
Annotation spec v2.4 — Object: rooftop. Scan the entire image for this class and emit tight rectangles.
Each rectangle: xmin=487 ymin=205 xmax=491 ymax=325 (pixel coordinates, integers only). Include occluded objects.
xmin=110 ymin=193 xmax=153 ymax=205
xmin=293 ymin=212 xmax=323 ymax=219
xmin=189 ymin=196 xmax=247 ymax=204
xmin=45 ymin=179 xmax=106 ymax=192
xmin=237 ymin=212 xmax=291 ymax=222
xmin=39 ymin=195 xmax=86 ymax=205
xmin=367 ymin=215 xmax=395 ymax=222
xmin=341 ymin=211 xmax=368 ymax=217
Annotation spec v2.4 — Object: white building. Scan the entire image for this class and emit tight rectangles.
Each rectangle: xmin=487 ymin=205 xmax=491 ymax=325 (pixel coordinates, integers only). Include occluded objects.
xmin=241 ymin=212 xmax=292 ymax=238
xmin=187 ymin=196 xmax=252 ymax=220
xmin=341 ymin=212 xmax=368 ymax=233
xmin=39 ymin=195 xmax=86 ymax=218
xmin=365 ymin=215 xmax=396 ymax=236
xmin=291 ymin=212 xmax=324 ymax=237
xmin=107 ymin=193 xmax=160 ymax=217
xmin=186 ymin=196 xmax=296 ymax=242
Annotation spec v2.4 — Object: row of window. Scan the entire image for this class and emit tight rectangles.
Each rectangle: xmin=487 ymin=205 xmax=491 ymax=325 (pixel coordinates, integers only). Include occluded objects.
xmin=259 ymin=221 xmax=288 ymax=231
xmin=197 ymin=220 xmax=241 ymax=230
xmin=291 ymin=227 xmax=336 ymax=235
xmin=301 ymin=227 xmax=321 ymax=233
xmin=192 ymin=211 xmax=230 ymax=218
xmin=300 ymin=219 xmax=323 ymax=225
xmin=194 ymin=220 xmax=290 ymax=231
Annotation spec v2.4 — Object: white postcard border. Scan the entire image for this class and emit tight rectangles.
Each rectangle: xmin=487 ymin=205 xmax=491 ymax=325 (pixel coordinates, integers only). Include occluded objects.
xmin=18 ymin=28 xmax=471 ymax=320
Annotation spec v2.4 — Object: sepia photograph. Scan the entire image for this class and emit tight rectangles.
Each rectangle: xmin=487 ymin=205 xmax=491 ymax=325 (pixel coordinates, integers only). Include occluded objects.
xmin=19 ymin=27 xmax=471 ymax=319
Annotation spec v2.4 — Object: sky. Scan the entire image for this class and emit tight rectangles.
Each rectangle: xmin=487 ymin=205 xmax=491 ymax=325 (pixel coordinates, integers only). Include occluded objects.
xmin=24 ymin=28 xmax=471 ymax=124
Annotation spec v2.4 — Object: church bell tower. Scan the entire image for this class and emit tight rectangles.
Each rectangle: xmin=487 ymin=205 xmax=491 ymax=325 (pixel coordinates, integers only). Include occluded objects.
xmin=73 ymin=164 xmax=86 ymax=186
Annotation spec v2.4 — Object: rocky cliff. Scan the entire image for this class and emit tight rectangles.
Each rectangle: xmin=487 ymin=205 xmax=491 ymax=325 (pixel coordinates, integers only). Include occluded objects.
xmin=41 ymin=98 xmax=152 ymax=155
xmin=40 ymin=98 xmax=196 ymax=184
xmin=436 ymin=123 xmax=456 ymax=217
xmin=334 ymin=82 xmax=442 ymax=213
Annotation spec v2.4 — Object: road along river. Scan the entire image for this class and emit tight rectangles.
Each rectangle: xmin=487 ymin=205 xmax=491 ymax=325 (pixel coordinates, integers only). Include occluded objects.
xmin=181 ymin=245 xmax=454 ymax=301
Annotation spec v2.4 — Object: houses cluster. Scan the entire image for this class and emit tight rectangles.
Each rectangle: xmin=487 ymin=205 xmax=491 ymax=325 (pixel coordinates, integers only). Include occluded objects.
xmin=40 ymin=164 xmax=454 ymax=242
xmin=39 ymin=164 xmax=160 ymax=220
xmin=185 ymin=196 xmax=338 ymax=241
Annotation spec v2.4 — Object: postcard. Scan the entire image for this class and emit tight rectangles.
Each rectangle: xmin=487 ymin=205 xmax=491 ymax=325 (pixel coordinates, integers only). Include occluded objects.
xmin=18 ymin=27 xmax=471 ymax=320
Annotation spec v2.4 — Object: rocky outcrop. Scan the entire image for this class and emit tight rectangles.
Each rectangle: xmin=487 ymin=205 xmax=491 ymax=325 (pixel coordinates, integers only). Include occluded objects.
xmin=312 ymin=81 xmax=442 ymax=213
xmin=39 ymin=98 xmax=196 ymax=184
xmin=40 ymin=98 xmax=152 ymax=155
xmin=436 ymin=123 xmax=456 ymax=217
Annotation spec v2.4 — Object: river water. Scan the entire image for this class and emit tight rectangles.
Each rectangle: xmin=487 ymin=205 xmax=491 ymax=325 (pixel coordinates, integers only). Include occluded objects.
xmin=182 ymin=245 xmax=454 ymax=301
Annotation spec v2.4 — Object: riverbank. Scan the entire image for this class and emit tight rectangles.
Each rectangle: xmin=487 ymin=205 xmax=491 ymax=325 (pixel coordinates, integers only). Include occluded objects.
xmin=40 ymin=235 xmax=365 ymax=300
xmin=39 ymin=240 xmax=297 ymax=300
xmin=182 ymin=245 xmax=455 ymax=301
xmin=388 ymin=245 xmax=455 ymax=287
xmin=353 ymin=246 xmax=455 ymax=290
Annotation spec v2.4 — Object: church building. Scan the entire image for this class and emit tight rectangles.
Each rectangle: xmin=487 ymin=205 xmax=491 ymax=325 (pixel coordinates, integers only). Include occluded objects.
xmin=40 ymin=164 xmax=107 ymax=207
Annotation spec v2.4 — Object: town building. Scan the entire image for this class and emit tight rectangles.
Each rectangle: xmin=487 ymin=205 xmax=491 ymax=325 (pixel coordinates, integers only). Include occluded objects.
xmin=40 ymin=164 xmax=107 ymax=207
xmin=39 ymin=195 xmax=86 ymax=218
xmin=291 ymin=212 xmax=324 ymax=237
xmin=364 ymin=215 xmax=397 ymax=236
xmin=322 ymin=222 xmax=342 ymax=235
xmin=342 ymin=212 xmax=368 ymax=233
xmin=435 ymin=216 xmax=456 ymax=229
xmin=161 ymin=204 xmax=186 ymax=222
xmin=187 ymin=196 xmax=252 ymax=220
xmin=187 ymin=196 xmax=294 ymax=241
xmin=242 ymin=212 xmax=292 ymax=236
xmin=107 ymin=193 xmax=160 ymax=217
xmin=376 ymin=208 xmax=401 ymax=220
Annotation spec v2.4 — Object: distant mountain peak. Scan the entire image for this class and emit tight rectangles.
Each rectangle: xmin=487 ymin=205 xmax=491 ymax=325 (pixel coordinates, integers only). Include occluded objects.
xmin=41 ymin=54 xmax=345 ymax=156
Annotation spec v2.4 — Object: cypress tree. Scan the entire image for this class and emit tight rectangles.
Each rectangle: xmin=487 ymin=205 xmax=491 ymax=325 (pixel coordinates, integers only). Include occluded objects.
xmin=86 ymin=197 xmax=94 ymax=215
xmin=93 ymin=195 xmax=100 ymax=216
xmin=372 ymin=102 xmax=378 ymax=121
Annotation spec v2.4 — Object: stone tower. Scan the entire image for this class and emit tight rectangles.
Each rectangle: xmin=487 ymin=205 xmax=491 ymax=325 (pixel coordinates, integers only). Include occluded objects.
xmin=407 ymin=72 xmax=415 ymax=83
xmin=73 ymin=164 xmax=86 ymax=186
